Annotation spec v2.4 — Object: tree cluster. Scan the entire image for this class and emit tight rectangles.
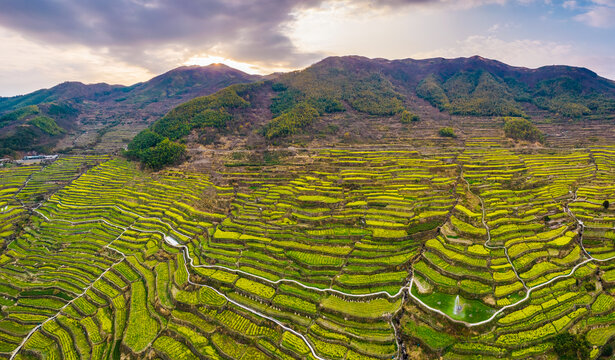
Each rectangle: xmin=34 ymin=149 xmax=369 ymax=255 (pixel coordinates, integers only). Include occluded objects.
xmin=438 ymin=127 xmax=456 ymax=138
xmin=150 ymin=85 xmax=250 ymax=140
xmin=126 ymin=84 xmax=255 ymax=169
xmin=263 ymin=102 xmax=319 ymax=139
xmin=552 ymin=333 xmax=590 ymax=360
xmin=503 ymin=117 xmax=544 ymax=143
xmin=416 ymin=75 xmax=450 ymax=111
xmin=417 ymin=70 xmax=615 ymax=119
xmin=270 ymin=83 xmax=345 ymax=119
xmin=0 ymin=105 xmax=40 ymax=128
xmin=28 ymin=116 xmax=63 ymax=136
xmin=126 ymin=130 xmax=186 ymax=170
xmin=400 ymin=110 xmax=419 ymax=123
xmin=0 ymin=103 xmax=71 ymax=155
xmin=279 ymin=65 xmax=405 ymax=116
xmin=417 ymin=71 xmax=526 ymax=117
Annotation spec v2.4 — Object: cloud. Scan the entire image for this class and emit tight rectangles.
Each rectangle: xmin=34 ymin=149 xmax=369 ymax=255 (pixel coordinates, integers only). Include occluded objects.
xmin=0 ymin=0 xmax=328 ymax=73
xmin=356 ymin=0 xmax=510 ymax=10
xmin=0 ymin=0 xmax=516 ymax=95
xmin=0 ymin=0 xmax=520 ymax=74
xmin=0 ymin=0 xmax=612 ymax=95
xmin=0 ymin=26 xmax=154 ymax=96
xmin=574 ymin=0 xmax=615 ymax=28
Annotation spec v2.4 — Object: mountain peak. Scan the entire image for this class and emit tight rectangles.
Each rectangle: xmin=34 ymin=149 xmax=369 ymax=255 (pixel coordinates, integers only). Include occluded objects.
xmin=168 ymin=63 xmax=252 ymax=76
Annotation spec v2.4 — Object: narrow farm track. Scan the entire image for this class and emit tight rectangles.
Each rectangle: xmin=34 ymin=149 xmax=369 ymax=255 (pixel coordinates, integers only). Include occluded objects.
xmin=39 ymin=197 xmax=435 ymax=358
xmin=49 ymin=199 xmax=408 ymax=299
xmin=408 ymin=257 xmax=601 ymax=327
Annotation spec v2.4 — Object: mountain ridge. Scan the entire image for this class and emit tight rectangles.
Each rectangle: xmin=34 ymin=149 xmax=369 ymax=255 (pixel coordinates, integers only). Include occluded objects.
xmin=3 ymin=55 xmax=615 ymax=158
xmin=4 ymin=55 xmax=613 ymax=104
xmin=0 ymin=64 xmax=261 ymax=156
xmin=0 ymin=63 xmax=260 ymax=109
xmin=126 ymin=54 xmax=615 ymax=168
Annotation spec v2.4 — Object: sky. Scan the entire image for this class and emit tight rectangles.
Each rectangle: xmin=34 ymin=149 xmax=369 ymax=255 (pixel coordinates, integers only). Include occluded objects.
xmin=0 ymin=0 xmax=614 ymax=97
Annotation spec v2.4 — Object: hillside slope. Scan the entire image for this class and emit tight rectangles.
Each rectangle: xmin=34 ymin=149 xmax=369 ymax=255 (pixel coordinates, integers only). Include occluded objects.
xmin=0 ymin=103 xmax=78 ymax=155
xmin=0 ymin=64 xmax=260 ymax=155
xmin=129 ymin=55 xmax=615 ymax=168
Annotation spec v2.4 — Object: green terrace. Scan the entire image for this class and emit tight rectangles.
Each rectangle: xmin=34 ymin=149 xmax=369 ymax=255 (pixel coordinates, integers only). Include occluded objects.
xmin=0 ymin=147 xmax=615 ymax=359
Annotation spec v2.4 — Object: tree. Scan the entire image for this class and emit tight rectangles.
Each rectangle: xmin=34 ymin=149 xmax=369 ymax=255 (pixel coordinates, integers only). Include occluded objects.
xmin=552 ymin=333 xmax=590 ymax=360
xmin=400 ymin=110 xmax=419 ymax=123
xmin=503 ymin=117 xmax=544 ymax=143
xmin=604 ymin=200 xmax=610 ymax=210
xmin=438 ymin=127 xmax=456 ymax=138
xmin=140 ymin=138 xmax=186 ymax=170
xmin=127 ymin=129 xmax=163 ymax=152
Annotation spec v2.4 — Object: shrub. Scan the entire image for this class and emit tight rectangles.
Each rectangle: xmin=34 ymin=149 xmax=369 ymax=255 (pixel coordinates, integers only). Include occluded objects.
xmin=438 ymin=127 xmax=456 ymax=138
xmin=503 ymin=117 xmax=544 ymax=142
xmin=400 ymin=110 xmax=419 ymax=123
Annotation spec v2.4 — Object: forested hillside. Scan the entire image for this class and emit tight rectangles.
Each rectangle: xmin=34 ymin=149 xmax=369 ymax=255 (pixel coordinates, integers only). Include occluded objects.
xmin=129 ymin=55 xmax=615 ymax=169
xmin=0 ymin=64 xmax=260 ymax=155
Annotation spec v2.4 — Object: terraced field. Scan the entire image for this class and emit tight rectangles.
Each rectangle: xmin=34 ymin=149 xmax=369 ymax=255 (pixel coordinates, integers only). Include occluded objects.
xmin=1 ymin=144 xmax=615 ymax=359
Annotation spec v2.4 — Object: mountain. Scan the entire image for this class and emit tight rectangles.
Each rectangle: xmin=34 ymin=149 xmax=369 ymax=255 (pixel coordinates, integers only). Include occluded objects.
xmin=128 ymin=55 xmax=615 ymax=169
xmin=0 ymin=63 xmax=259 ymax=113
xmin=3 ymin=55 xmax=615 ymax=160
xmin=0 ymin=64 xmax=260 ymax=156
xmin=0 ymin=103 xmax=78 ymax=155
xmin=305 ymin=55 xmax=615 ymax=118
xmin=0 ymin=82 xmax=121 ymax=114
xmin=121 ymin=64 xmax=261 ymax=105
